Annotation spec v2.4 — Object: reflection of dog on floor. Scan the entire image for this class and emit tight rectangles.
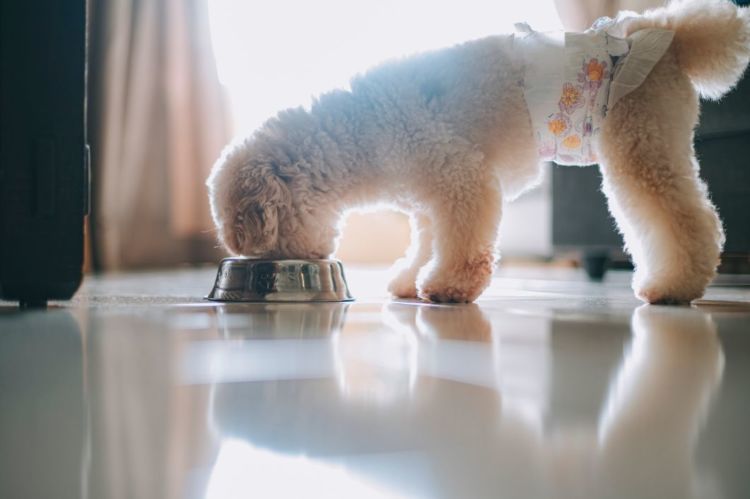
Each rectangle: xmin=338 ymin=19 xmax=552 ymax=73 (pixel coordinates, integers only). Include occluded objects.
xmin=207 ymin=0 xmax=750 ymax=304
xmin=208 ymin=304 xmax=724 ymax=499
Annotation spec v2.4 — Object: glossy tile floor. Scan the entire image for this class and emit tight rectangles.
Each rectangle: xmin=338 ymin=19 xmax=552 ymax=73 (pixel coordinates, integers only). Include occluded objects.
xmin=1 ymin=266 xmax=750 ymax=499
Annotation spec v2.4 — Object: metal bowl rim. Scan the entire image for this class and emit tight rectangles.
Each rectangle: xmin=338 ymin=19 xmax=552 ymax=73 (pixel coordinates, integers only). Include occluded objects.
xmin=218 ymin=257 xmax=345 ymax=266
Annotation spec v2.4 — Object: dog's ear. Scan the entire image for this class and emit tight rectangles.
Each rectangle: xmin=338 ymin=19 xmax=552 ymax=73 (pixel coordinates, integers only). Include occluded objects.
xmin=226 ymin=162 xmax=290 ymax=256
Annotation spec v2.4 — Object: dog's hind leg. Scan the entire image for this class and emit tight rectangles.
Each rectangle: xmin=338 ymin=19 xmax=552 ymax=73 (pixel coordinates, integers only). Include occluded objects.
xmin=597 ymin=55 xmax=724 ymax=304
xmin=416 ymin=153 xmax=503 ymax=303
xmin=388 ymin=213 xmax=434 ymax=299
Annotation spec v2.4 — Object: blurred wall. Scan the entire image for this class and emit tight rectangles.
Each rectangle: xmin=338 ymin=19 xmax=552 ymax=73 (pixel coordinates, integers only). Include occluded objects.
xmin=335 ymin=169 xmax=552 ymax=265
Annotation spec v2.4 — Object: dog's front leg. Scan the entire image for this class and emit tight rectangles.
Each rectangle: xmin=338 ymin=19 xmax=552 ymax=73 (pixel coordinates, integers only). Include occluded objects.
xmin=388 ymin=213 xmax=434 ymax=299
xmin=417 ymin=167 xmax=502 ymax=303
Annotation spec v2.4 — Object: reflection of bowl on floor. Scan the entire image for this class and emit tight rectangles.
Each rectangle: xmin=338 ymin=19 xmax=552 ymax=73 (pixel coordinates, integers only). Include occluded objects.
xmin=207 ymin=258 xmax=354 ymax=302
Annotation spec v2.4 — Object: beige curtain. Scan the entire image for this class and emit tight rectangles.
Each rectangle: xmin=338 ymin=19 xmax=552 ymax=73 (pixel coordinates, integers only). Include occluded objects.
xmin=90 ymin=0 xmax=231 ymax=270
xmin=553 ymin=0 xmax=665 ymax=30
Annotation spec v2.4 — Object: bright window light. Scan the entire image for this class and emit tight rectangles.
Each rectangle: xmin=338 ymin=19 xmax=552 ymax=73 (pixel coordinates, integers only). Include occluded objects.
xmin=208 ymin=0 xmax=562 ymax=137
xmin=205 ymin=438 xmax=410 ymax=499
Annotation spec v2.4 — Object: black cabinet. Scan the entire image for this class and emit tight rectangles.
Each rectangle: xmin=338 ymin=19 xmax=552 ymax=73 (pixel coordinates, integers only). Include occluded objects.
xmin=0 ymin=0 xmax=88 ymax=306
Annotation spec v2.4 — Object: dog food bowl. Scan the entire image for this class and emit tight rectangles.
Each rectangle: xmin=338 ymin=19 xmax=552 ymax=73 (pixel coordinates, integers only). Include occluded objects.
xmin=207 ymin=258 xmax=354 ymax=302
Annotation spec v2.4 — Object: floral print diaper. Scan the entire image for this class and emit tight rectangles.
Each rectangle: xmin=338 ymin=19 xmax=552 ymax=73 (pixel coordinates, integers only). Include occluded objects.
xmin=513 ymin=19 xmax=674 ymax=166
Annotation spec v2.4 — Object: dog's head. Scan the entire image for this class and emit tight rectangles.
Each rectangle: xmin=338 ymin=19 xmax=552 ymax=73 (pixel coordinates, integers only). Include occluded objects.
xmin=207 ymin=140 xmax=338 ymax=259
xmin=206 ymin=139 xmax=287 ymax=257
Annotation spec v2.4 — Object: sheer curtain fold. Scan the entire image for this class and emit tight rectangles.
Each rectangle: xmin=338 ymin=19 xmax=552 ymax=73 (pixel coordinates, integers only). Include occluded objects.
xmin=91 ymin=0 xmax=230 ymax=270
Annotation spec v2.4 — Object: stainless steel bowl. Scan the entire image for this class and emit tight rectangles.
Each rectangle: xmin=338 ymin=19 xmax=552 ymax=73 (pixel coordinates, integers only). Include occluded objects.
xmin=207 ymin=258 xmax=354 ymax=302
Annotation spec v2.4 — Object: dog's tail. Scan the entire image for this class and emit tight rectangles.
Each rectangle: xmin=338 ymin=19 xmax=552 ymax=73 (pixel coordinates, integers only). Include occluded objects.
xmin=625 ymin=0 xmax=750 ymax=99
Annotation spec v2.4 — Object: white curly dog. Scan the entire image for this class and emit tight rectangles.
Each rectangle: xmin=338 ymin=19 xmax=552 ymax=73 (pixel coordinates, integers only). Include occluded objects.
xmin=207 ymin=0 xmax=750 ymax=304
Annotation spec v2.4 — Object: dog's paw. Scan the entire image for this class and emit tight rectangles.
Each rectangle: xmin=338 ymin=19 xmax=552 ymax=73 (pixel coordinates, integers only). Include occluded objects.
xmin=417 ymin=255 xmax=494 ymax=303
xmin=634 ymin=274 xmax=707 ymax=305
xmin=387 ymin=272 xmax=419 ymax=299
xmin=418 ymin=283 xmax=480 ymax=303
xmin=636 ymin=287 xmax=699 ymax=305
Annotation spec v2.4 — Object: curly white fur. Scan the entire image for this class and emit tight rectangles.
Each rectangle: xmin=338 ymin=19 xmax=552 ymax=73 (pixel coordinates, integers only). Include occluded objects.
xmin=207 ymin=0 xmax=750 ymax=304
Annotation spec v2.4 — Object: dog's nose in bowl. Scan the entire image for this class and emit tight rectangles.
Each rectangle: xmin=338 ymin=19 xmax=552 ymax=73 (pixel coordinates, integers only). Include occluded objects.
xmin=207 ymin=258 xmax=354 ymax=302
